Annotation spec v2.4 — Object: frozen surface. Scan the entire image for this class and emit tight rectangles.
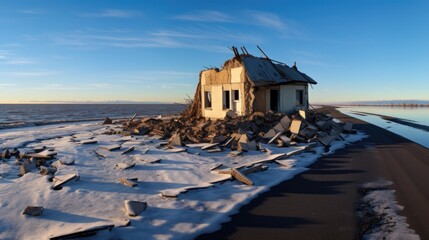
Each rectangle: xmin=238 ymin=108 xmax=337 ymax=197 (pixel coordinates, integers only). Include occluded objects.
xmin=1 ymin=122 xmax=365 ymax=240
xmin=339 ymin=107 xmax=429 ymax=149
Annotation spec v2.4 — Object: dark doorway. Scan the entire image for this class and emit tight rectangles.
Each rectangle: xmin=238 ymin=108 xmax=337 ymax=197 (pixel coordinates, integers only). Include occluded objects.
xmin=270 ymin=89 xmax=279 ymax=112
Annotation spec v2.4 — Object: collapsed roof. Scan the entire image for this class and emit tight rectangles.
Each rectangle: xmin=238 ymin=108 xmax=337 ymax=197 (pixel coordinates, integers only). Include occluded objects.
xmin=241 ymin=55 xmax=317 ymax=87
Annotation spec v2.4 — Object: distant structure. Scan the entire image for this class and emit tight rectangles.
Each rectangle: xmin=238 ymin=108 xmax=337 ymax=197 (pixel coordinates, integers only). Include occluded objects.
xmin=185 ymin=46 xmax=317 ymax=119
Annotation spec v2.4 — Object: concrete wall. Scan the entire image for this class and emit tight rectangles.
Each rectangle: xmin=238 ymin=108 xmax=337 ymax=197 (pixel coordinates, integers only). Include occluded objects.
xmin=201 ymin=67 xmax=245 ymax=119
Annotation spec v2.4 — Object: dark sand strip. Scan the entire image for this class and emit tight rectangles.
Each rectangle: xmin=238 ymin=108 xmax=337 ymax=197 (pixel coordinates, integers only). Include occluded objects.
xmin=196 ymin=106 xmax=429 ymax=240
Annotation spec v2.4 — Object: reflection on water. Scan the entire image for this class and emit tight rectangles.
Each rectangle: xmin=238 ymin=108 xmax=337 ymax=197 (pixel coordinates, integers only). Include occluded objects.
xmin=339 ymin=106 xmax=429 ymax=149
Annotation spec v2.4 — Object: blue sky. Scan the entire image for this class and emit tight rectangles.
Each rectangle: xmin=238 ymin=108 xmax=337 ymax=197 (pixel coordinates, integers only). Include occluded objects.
xmin=0 ymin=0 xmax=428 ymax=103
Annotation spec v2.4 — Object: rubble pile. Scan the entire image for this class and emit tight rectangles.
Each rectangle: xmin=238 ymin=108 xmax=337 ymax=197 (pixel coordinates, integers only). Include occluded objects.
xmin=117 ymin=108 xmax=356 ymax=153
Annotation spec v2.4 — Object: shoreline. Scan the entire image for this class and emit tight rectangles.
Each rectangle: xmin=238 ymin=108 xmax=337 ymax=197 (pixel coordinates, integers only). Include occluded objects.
xmin=196 ymin=106 xmax=429 ymax=239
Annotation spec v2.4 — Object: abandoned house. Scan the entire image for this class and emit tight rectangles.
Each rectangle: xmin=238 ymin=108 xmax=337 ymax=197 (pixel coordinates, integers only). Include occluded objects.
xmin=194 ymin=47 xmax=317 ymax=119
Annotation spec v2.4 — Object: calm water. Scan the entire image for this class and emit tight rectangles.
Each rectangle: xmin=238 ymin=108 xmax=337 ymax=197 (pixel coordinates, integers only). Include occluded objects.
xmin=0 ymin=104 xmax=186 ymax=130
xmin=339 ymin=106 xmax=429 ymax=149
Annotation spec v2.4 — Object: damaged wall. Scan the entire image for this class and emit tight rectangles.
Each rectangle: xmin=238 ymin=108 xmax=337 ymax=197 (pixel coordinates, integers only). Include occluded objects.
xmin=201 ymin=61 xmax=247 ymax=119
xmin=279 ymin=84 xmax=308 ymax=113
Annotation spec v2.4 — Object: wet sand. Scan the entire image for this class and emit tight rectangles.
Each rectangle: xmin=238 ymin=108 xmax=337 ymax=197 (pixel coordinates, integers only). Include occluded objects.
xmin=196 ymin=106 xmax=429 ymax=240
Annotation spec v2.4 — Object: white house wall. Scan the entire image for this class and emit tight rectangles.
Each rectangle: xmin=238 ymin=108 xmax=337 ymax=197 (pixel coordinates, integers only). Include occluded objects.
xmin=279 ymin=84 xmax=308 ymax=113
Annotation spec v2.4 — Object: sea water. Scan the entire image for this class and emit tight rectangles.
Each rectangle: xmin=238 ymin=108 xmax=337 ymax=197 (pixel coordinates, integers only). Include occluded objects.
xmin=0 ymin=104 xmax=185 ymax=130
xmin=338 ymin=106 xmax=429 ymax=149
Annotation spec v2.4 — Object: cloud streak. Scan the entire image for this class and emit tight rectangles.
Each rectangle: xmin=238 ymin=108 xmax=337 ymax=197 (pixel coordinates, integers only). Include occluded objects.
xmin=0 ymin=71 xmax=58 ymax=77
xmin=175 ymin=11 xmax=233 ymax=22
xmin=80 ymin=9 xmax=141 ymax=18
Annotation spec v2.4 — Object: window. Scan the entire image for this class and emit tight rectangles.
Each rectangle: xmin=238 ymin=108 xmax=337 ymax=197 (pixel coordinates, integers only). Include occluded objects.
xmin=204 ymin=91 xmax=212 ymax=109
xmin=223 ymin=90 xmax=230 ymax=109
xmin=296 ymin=90 xmax=304 ymax=105
xmin=233 ymin=90 xmax=239 ymax=101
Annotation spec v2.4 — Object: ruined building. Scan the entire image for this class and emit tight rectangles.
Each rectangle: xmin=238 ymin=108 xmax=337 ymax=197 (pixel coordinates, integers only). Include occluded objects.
xmin=185 ymin=47 xmax=317 ymax=119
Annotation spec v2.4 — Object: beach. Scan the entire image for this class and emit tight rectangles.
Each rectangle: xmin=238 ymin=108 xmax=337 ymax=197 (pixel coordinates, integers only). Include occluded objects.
xmin=197 ymin=106 xmax=429 ymax=239
xmin=0 ymin=106 xmax=427 ymax=239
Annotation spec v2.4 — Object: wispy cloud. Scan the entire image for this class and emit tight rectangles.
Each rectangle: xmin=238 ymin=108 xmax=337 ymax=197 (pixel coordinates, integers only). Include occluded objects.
xmin=246 ymin=11 xmax=285 ymax=30
xmin=80 ymin=9 xmax=141 ymax=18
xmin=4 ymin=59 xmax=34 ymax=65
xmin=0 ymin=50 xmax=35 ymax=65
xmin=175 ymin=11 xmax=233 ymax=22
xmin=0 ymin=71 xmax=58 ymax=77
xmin=51 ymin=26 xmax=260 ymax=53
xmin=20 ymin=9 xmax=46 ymax=15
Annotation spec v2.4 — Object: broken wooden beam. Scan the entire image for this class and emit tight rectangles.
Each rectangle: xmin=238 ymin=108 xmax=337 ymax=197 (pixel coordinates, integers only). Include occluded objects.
xmin=231 ymin=168 xmax=253 ymax=185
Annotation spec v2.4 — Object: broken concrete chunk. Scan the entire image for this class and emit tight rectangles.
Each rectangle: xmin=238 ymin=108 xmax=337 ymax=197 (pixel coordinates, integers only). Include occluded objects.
xmin=212 ymin=135 xmax=227 ymax=144
xmin=237 ymin=142 xmax=249 ymax=152
xmin=290 ymin=119 xmax=302 ymax=135
xmin=230 ymin=150 xmax=243 ymax=157
xmin=121 ymin=146 xmax=135 ymax=155
xmin=23 ymin=206 xmax=43 ymax=216
xmin=33 ymin=146 xmax=46 ymax=153
xmin=103 ymin=117 xmax=113 ymax=125
xmin=39 ymin=166 xmax=56 ymax=176
xmin=207 ymin=147 xmax=222 ymax=153
xmin=241 ymin=164 xmax=267 ymax=175
xmin=273 ymin=122 xmax=286 ymax=133
xmin=280 ymin=115 xmax=292 ymax=130
xmin=263 ymin=129 xmax=277 ymax=139
xmin=168 ymin=133 xmax=183 ymax=147
xmin=102 ymin=144 xmax=121 ymax=151
xmin=124 ymin=200 xmax=147 ymax=217
xmin=225 ymin=110 xmax=238 ymax=119
xmin=238 ymin=134 xmax=250 ymax=143
xmin=119 ymin=177 xmax=138 ymax=187
xmin=116 ymin=162 xmax=136 ymax=170
xmin=166 ymin=147 xmax=187 ymax=153
xmin=80 ymin=140 xmax=98 ymax=145
xmin=59 ymin=157 xmax=75 ymax=165
xmin=20 ymin=159 xmax=36 ymax=176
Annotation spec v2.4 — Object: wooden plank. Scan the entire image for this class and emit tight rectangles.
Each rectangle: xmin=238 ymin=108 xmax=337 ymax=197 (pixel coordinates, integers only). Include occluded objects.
xmin=121 ymin=146 xmax=135 ymax=155
xmin=52 ymin=173 xmax=78 ymax=189
xmin=116 ymin=162 xmax=135 ymax=170
xmin=201 ymin=143 xmax=219 ymax=150
xmin=231 ymin=169 xmax=253 ymax=186
xmin=101 ymin=144 xmax=121 ymax=151
xmin=119 ymin=178 xmax=138 ymax=187
xmin=267 ymin=132 xmax=283 ymax=144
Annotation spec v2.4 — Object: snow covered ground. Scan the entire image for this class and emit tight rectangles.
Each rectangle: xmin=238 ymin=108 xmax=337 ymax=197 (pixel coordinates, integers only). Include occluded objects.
xmin=0 ymin=121 xmax=365 ymax=240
